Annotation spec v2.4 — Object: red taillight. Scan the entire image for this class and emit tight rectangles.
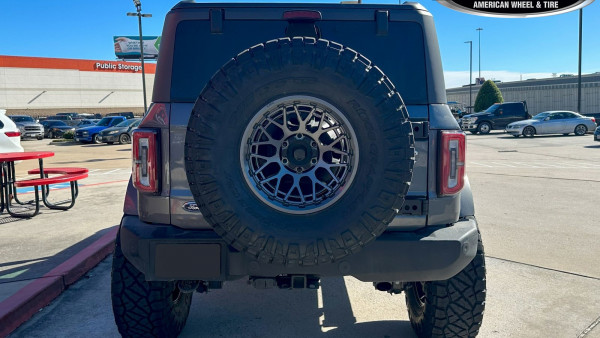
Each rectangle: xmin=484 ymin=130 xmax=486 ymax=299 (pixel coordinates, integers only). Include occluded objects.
xmin=592 ymin=118 xmax=596 ymax=123
xmin=132 ymin=129 xmax=159 ymax=193
xmin=5 ymin=131 xmax=20 ymax=138
xmin=439 ymin=131 xmax=466 ymax=196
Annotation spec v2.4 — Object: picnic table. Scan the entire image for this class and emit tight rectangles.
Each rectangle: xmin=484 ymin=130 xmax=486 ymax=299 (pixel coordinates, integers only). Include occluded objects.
xmin=0 ymin=151 xmax=87 ymax=218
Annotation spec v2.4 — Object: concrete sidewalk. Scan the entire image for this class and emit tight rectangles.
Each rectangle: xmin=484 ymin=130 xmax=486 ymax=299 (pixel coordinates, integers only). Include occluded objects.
xmin=0 ymin=181 xmax=126 ymax=336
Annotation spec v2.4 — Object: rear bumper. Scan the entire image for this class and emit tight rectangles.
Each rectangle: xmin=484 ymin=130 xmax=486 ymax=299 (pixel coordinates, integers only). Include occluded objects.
xmin=120 ymin=215 xmax=480 ymax=282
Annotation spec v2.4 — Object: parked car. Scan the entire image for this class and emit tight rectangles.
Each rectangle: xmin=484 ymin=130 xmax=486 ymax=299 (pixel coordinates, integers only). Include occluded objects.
xmin=594 ymin=125 xmax=600 ymax=142
xmin=75 ymin=116 xmax=127 ymax=143
xmin=8 ymin=115 xmax=44 ymax=140
xmin=75 ymin=119 xmax=99 ymax=128
xmin=40 ymin=120 xmax=76 ymax=139
xmin=0 ymin=110 xmax=24 ymax=153
xmin=99 ymin=118 xmax=141 ymax=144
xmin=50 ymin=114 xmax=79 ymax=127
xmin=56 ymin=112 xmax=80 ymax=119
xmin=506 ymin=111 xmax=597 ymax=137
xmin=107 ymin=112 xmax=135 ymax=119
xmin=461 ymin=101 xmax=530 ymax=134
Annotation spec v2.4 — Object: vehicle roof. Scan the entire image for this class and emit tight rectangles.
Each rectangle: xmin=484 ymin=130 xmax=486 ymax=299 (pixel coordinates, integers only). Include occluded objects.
xmin=172 ymin=1 xmax=427 ymax=11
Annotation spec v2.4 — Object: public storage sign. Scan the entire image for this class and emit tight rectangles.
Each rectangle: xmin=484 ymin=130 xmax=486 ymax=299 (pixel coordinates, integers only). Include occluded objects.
xmin=436 ymin=0 xmax=594 ymax=17
xmin=114 ymin=36 xmax=161 ymax=59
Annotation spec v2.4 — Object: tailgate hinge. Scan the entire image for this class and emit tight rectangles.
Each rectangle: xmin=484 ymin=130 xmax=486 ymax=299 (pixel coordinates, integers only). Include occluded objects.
xmin=411 ymin=121 xmax=429 ymax=139
xmin=375 ymin=10 xmax=389 ymax=36
xmin=400 ymin=198 xmax=428 ymax=216
xmin=210 ymin=9 xmax=224 ymax=34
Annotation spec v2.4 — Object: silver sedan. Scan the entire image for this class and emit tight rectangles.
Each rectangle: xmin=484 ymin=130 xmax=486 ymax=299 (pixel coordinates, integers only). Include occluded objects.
xmin=506 ymin=111 xmax=597 ymax=137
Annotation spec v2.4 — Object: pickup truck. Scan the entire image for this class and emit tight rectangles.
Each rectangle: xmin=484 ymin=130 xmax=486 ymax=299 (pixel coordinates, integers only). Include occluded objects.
xmin=461 ymin=101 xmax=530 ymax=134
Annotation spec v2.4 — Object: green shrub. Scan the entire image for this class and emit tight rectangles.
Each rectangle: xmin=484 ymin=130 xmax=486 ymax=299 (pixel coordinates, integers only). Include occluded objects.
xmin=474 ymin=80 xmax=504 ymax=112
xmin=62 ymin=131 xmax=74 ymax=139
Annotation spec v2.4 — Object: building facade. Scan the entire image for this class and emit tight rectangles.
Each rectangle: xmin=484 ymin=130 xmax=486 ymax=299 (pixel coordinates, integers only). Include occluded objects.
xmin=0 ymin=55 xmax=156 ymax=117
xmin=446 ymin=74 xmax=600 ymax=115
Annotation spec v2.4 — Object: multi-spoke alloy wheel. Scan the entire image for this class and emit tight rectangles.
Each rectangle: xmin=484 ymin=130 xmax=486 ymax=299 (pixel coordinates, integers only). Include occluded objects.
xmin=241 ymin=96 xmax=359 ymax=214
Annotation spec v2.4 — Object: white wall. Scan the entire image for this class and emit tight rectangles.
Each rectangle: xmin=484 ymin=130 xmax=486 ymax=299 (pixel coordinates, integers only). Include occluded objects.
xmin=0 ymin=67 xmax=154 ymax=110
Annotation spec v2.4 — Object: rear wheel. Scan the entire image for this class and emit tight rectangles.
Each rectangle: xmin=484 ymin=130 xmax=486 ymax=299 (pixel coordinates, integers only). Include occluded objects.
xmin=111 ymin=232 xmax=192 ymax=337
xmin=405 ymin=233 xmax=486 ymax=338
xmin=574 ymin=124 xmax=587 ymax=136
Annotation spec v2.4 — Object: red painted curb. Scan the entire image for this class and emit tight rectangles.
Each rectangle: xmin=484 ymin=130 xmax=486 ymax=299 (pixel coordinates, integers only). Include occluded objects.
xmin=0 ymin=225 xmax=118 ymax=337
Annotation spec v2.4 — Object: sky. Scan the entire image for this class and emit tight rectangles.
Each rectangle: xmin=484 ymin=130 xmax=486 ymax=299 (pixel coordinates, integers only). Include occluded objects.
xmin=0 ymin=0 xmax=598 ymax=88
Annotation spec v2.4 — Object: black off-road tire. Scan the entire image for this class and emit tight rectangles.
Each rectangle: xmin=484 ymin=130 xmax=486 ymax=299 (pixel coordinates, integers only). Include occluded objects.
xmin=111 ymin=233 xmax=193 ymax=337
xmin=185 ymin=37 xmax=414 ymax=266
xmin=405 ymin=233 xmax=486 ymax=337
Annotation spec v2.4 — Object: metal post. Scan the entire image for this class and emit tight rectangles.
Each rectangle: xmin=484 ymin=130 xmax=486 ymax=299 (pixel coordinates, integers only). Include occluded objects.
xmin=136 ymin=7 xmax=148 ymax=113
xmin=577 ymin=9 xmax=582 ymax=113
xmin=477 ymin=28 xmax=483 ymax=82
xmin=465 ymin=41 xmax=473 ymax=113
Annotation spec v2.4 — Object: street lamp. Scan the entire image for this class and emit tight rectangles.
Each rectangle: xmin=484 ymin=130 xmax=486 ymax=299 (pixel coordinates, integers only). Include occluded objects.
xmin=577 ymin=9 xmax=583 ymax=113
xmin=127 ymin=0 xmax=152 ymax=114
xmin=476 ymin=27 xmax=483 ymax=83
xmin=465 ymin=40 xmax=473 ymax=113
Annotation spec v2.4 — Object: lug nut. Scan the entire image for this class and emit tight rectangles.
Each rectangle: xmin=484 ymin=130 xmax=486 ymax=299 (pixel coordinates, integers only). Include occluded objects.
xmin=282 ymin=142 xmax=288 ymax=148
xmin=295 ymin=134 xmax=304 ymax=140
xmin=311 ymin=158 xmax=317 ymax=164
xmin=296 ymin=167 xmax=303 ymax=173
xmin=311 ymin=142 xmax=317 ymax=148
xmin=282 ymin=158 xmax=289 ymax=164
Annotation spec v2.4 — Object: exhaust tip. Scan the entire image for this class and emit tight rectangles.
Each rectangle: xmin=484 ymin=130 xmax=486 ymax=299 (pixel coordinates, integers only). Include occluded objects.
xmin=375 ymin=282 xmax=393 ymax=292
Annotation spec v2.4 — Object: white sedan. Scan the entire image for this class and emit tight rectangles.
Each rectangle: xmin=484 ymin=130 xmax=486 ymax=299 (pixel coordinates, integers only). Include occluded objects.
xmin=0 ymin=110 xmax=24 ymax=153
xmin=506 ymin=111 xmax=597 ymax=138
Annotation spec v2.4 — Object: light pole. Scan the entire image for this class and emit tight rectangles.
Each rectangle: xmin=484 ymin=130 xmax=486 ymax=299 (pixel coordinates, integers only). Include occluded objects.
xmin=577 ymin=9 xmax=582 ymax=113
xmin=465 ymin=41 xmax=473 ymax=113
xmin=127 ymin=0 xmax=152 ymax=114
xmin=476 ymin=28 xmax=483 ymax=83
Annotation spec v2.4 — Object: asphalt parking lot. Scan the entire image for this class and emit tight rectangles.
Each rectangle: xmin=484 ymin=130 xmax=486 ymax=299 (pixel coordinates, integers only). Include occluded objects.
xmin=6 ymin=133 xmax=600 ymax=337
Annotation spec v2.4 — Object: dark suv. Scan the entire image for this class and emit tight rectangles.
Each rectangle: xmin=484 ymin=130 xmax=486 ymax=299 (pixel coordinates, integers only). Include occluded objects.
xmin=111 ymin=2 xmax=486 ymax=337
xmin=460 ymin=101 xmax=530 ymax=134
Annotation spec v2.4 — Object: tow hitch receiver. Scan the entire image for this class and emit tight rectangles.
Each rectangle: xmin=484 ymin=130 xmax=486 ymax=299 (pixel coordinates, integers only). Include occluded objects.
xmin=250 ymin=275 xmax=320 ymax=290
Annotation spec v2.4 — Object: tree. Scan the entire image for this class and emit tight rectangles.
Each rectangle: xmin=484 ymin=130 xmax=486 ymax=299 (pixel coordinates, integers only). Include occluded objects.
xmin=474 ymin=80 xmax=504 ymax=112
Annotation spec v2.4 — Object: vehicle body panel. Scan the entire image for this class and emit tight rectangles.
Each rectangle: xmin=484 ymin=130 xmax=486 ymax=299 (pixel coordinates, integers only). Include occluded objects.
xmin=0 ymin=110 xmax=24 ymax=153
xmin=506 ymin=111 xmax=596 ymax=136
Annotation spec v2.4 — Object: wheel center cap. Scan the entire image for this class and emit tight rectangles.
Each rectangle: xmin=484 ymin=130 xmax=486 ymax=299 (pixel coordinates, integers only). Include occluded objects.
xmin=293 ymin=148 xmax=306 ymax=161
xmin=281 ymin=134 xmax=319 ymax=173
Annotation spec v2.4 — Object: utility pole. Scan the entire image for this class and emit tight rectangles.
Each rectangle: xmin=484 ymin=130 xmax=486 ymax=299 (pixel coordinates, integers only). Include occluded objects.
xmin=577 ymin=9 xmax=583 ymax=113
xmin=127 ymin=0 xmax=152 ymax=114
xmin=465 ymin=41 xmax=473 ymax=113
xmin=476 ymin=27 xmax=483 ymax=83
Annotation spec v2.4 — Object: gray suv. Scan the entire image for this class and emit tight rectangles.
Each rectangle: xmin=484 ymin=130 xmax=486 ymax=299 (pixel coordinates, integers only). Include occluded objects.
xmin=112 ymin=2 xmax=486 ymax=337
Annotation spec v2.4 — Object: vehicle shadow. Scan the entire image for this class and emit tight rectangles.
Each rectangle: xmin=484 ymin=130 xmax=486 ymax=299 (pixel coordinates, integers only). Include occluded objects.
xmin=182 ymin=276 xmax=415 ymax=337
xmin=0 ymin=226 xmax=116 ymax=291
xmin=583 ymin=144 xmax=600 ymax=148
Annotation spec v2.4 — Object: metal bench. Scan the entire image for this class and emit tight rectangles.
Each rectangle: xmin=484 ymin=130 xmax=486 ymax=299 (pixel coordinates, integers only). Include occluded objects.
xmin=7 ymin=172 xmax=88 ymax=218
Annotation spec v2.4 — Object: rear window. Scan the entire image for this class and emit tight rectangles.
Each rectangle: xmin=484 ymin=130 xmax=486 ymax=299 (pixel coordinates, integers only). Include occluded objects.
xmin=171 ymin=20 xmax=427 ymax=104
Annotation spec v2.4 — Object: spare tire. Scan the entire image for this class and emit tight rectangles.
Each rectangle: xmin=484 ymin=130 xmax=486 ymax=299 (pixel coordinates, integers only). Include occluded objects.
xmin=185 ymin=37 xmax=414 ymax=266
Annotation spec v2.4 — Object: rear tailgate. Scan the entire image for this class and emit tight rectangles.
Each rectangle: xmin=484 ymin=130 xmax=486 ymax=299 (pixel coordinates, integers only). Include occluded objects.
xmin=161 ymin=4 xmax=434 ymax=229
